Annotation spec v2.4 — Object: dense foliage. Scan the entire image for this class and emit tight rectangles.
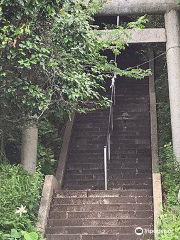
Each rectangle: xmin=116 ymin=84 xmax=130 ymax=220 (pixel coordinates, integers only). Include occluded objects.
xmin=156 ymin=144 xmax=180 ymax=240
xmin=0 ymin=0 xmax=150 ymax=168
xmin=0 ymin=0 xmax=149 ymax=119
xmin=0 ymin=164 xmax=44 ymax=240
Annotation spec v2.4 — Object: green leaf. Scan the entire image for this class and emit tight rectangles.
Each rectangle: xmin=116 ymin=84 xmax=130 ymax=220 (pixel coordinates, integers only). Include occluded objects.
xmin=10 ymin=229 xmax=21 ymax=238
xmin=23 ymin=232 xmax=38 ymax=240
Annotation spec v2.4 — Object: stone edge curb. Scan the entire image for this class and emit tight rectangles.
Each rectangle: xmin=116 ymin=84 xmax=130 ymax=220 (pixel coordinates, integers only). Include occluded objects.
xmin=36 ymin=112 xmax=75 ymax=236
xmin=56 ymin=112 xmax=75 ymax=188
xmin=37 ymin=175 xmax=60 ymax=237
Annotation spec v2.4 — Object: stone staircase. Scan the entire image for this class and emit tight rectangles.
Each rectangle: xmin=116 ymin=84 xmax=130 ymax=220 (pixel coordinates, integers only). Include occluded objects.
xmin=45 ymin=77 xmax=154 ymax=239
xmin=46 ymin=190 xmax=153 ymax=240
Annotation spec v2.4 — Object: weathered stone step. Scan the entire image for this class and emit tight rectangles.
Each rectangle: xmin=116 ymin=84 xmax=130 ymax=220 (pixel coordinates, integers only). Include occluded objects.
xmin=75 ymin=115 xmax=150 ymax=121
xmin=114 ymin=119 xmax=150 ymax=123
xmin=67 ymin=155 xmax=151 ymax=161
xmin=67 ymin=157 xmax=151 ymax=164
xmin=48 ymin=218 xmax=152 ymax=227
xmin=73 ymin=127 xmax=107 ymax=131
xmin=111 ymin=129 xmax=150 ymax=134
xmin=69 ymin=151 xmax=104 ymax=155
xmin=64 ymin=173 xmax=152 ymax=181
xmin=66 ymin=163 xmax=104 ymax=170
xmin=110 ymin=144 xmax=151 ymax=150
xmin=46 ymin=233 xmax=153 ymax=240
xmin=63 ymin=180 xmax=152 ymax=188
xmin=76 ymin=113 xmax=149 ymax=120
xmin=49 ymin=210 xmax=153 ymax=220
xmin=115 ymin=99 xmax=149 ymax=104
xmin=53 ymin=196 xmax=152 ymax=205
xmin=76 ymin=114 xmax=150 ymax=122
xmin=46 ymin=225 xmax=152 ymax=235
xmin=73 ymin=123 xmax=108 ymax=128
xmin=73 ymin=133 xmax=150 ymax=139
xmin=85 ymin=140 xmax=150 ymax=146
xmin=113 ymin=109 xmax=149 ymax=113
xmin=112 ymin=134 xmax=151 ymax=140
xmin=69 ymin=149 xmax=151 ymax=155
xmin=73 ymin=133 xmax=107 ymax=138
xmin=68 ymin=154 xmax=103 ymax=160
xmin=66 ymin=162 xmax=151 ymax=170
xmin=63 ymin=186 xmax=152 ymax=191
xmin=111 ymin=153 xmax=151 ymax=158
xmin=51 ymin=203 xmax=153 ymax=212
xmin=63 ymin=185 xmax=152 ymax=191
xmin=113 ymin=125 xmax=150 ymax=131
xmin=55 ymin=190 xmax=153 ymax=198
xmin=72 ymin=137 xmax=150 ymax=144
xmin=64 ymin=174 xmax=104 ymax=181
xmin=70 ymin=143 xmax=151 ymax=150
xmin=66 ymin=169 xmax=151 ymax=175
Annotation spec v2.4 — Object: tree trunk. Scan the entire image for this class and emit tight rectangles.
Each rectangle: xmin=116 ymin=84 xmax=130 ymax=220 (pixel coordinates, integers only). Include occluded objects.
xmin=21 ymin=119 xmax=38 ymax=174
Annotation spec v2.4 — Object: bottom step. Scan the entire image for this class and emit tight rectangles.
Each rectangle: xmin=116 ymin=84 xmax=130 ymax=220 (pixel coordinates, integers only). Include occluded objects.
xmin=46 ymin=234 xmax=153 ymax=240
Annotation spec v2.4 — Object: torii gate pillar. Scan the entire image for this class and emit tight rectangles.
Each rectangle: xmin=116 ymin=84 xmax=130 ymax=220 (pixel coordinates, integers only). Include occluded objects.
xmin=165 ymin=10 xmax=180 ymax=161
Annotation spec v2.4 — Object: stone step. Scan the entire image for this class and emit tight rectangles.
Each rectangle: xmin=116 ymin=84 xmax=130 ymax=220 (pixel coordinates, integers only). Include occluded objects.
xmin=46 ymin=225 xmax=152 ymax=235
xmin=72 ymin=139 xmax=148 ymax=144
xmin=76 ymin=113 xmax=150 ymax=120
xmin=110 ymin=144 xmax=151 ymax=150
xmin=64 ymin=174 xmax=105 ymax=181
xmin=112 ymin=135 xmax=150 ymax=140
xmin=66 ymin=163 xmax=151 ymax=170
xmin=71 ymin=140 xmax=150 ymax=146
xmin=53 ymin=196 xmax=152 ymax=205
xmin=70 ymin=143 xmax=151 ymax=150
xmin=66 ymin=169 xmax=151 ymax=175
xmin=51 ymin=203 xmax=153 ymax=212
xmin=67 ymin=155 xmax=151 ymax=161
xmin=67 ymin=156 xmax=151 ymax=162
xmin=113 ymin=125 xmax=150 ymax=130
xmin=73 ymin=126 xmax=107 ymax=131
xmin=63 ymin=180 xmax=152 ymax=187
xmin=84 ymin=141 xmax=150 ymax=147
xmin=48 ymin=218 xmax=152 ymax=227
xmin=76 ymin=115 xmax=150 ymax=123
xmin=63 ymin=185 xmax=152 ymax=191
xmin=111 ymin=129 xmax=151 ymax=134
xmin=55 ymin=190 xmax=153 ymax=198
xmin=69 ymin=151 xmax=104 ymax=155
xmin=64 ymin=173 xmax=152 ymax=181
xmin=73 ymin=135 xmax=150 ymax=141
xmin=69 ymin=149 xmax=151 ymax=155
xmin=46 ymin=233 xmax=153 ymax=240
xmin=73 ymin=132 xmax=150 ymax=139
xmin=75 ymin=116 xmax=150 ymax=122
xmin=67 ymin=158 xmax=151 ymax=164
xmin=49 ymin=210 xmax=153 ymax=220
xmin=115 ymin=99 xmax=149 ymax=104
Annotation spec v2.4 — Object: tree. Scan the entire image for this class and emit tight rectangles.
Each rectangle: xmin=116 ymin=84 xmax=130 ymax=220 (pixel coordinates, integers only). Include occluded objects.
xmin=0 ymin=0 xmax=150 ymax=172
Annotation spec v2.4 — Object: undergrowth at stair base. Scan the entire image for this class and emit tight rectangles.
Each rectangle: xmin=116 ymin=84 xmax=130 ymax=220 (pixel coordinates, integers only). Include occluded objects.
xmin=0 ymin=164 xmax=44 ymax=240
xmin=155 ymin=143 xmax=180 ymax=239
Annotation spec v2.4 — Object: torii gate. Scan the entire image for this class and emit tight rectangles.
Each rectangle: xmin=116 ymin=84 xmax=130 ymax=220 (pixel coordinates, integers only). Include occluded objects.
xmin=98 ymin=0 xmax=180 ymax=161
